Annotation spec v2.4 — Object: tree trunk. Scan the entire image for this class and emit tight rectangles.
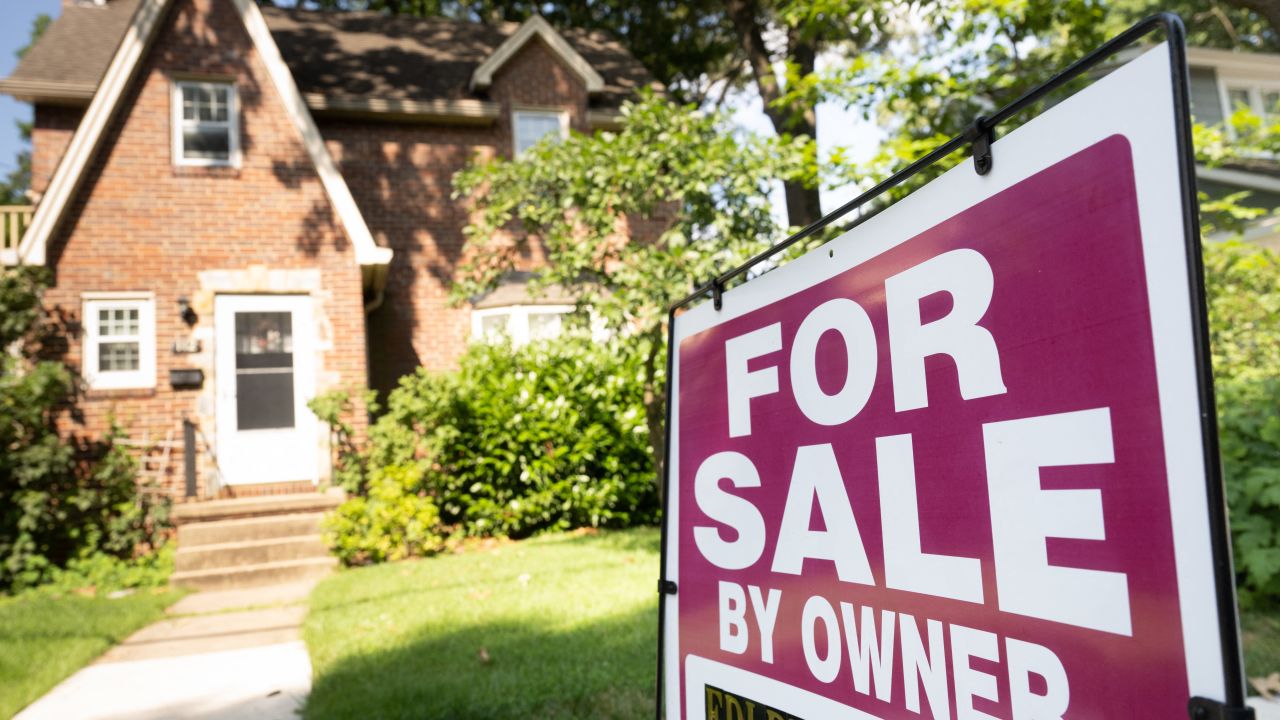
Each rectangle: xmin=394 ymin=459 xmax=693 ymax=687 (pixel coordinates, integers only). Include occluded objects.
xmin=725 ymin=0 xmax=824 ymax=228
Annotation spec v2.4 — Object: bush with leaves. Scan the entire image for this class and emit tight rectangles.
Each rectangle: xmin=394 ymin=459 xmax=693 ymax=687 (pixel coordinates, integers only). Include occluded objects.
xmin=323 ymin=464 xmax=443 ymax=566
xmin=1204 ymin=241 xmax=1280 ymax=604
xmin=308 ymin=388 xmax=376 ymax=495
xmin=367 ymin=332 xmax=656 ymax=538
xmin=0 ymin=267 xmax=169 ymax=592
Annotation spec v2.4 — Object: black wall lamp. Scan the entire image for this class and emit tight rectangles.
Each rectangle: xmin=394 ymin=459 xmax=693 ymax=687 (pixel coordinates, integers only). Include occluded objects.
xmin=177 ymin=297 xmax=198 ymax=326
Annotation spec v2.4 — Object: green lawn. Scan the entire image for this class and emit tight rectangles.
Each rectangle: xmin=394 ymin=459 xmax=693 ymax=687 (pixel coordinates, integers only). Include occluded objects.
xmin=304 ymin=527 xmax=659 ymax=720
xmin=0 ymin=589 xmax=182 ymax=718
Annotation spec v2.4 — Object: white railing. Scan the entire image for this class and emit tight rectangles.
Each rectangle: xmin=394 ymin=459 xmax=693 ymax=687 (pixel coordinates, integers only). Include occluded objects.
xmin=0 ymin=206 xmax=33 ymax=263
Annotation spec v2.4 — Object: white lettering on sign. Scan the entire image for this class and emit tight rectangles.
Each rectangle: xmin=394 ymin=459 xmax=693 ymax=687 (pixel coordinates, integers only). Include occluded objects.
xmin=1007 ymin=637 xmax=1070 ymax=719
xmin=801 ymin=595 xmax=842 ymax=683
xmin=885 ymin=248 xmax=1008 ymax=412
xmin=725 ymin=323 xmax=781 ymax=438
xmin=789 ymin=298 xmax=878 ymax=426
xmin=984 ymin=407 xmax=1132 ymax=636
xmin=771 ymin=444 xmax=874 ymax=585
xmin=839 ymin=603 xmax=896 ymax=702
xmin=900 ymin=613 xmax=951 ymax=720
xmin=951 ymin=623 xmax=1001 ymax=720
xmin=718 ymin=581 xmax=748 ymax=655
xmin=693 ymin=451 xmax=765 ymax=571
xmin=748 ymin=584 xmax=782 ymax=664
xmin=876 ymin=433 xmax=984 ymax=604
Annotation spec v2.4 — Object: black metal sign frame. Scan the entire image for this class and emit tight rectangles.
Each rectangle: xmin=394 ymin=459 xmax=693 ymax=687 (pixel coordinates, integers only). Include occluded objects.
xmin=654 ymin=13 xmax=1253 ymax=719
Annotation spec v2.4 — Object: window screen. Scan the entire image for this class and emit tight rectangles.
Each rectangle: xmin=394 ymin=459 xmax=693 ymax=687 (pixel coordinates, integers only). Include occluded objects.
xmin=234 ymin=312 xmax=296 ymax=431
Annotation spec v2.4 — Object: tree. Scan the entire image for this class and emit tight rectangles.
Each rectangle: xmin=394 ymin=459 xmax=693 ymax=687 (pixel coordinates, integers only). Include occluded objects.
xmin=0 ymin=14 xmax=51 ymax=205
xmin=452 ymin=94 xmax=809 ymax=481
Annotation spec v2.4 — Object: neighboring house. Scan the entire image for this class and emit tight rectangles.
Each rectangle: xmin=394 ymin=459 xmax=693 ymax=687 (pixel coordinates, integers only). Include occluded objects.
xmin=1187 ymin=46 xmax=1280 ymax=248
xmin=0 ymin=0 xmax=652 ymax=500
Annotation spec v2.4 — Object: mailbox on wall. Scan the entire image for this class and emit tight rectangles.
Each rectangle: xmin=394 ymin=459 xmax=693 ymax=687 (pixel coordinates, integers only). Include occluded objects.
xmin=169 ymin=368 xmax=204 ymax=389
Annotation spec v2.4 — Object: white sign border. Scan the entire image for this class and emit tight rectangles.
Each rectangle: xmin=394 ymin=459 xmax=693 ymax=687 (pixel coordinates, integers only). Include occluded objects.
xmin=664 ymin=43 xmax=1226 ymax=719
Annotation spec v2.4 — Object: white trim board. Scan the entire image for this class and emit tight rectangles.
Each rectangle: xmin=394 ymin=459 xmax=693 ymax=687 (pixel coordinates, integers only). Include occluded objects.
xmin=470 ymin=16 xmax=603 ymax=94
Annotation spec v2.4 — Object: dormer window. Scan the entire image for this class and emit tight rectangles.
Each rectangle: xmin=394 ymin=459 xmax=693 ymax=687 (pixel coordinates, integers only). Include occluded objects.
xmin=173 ymin=80 xmax=239 ymax=167
xmin=513 ymin=109 xmax=567 ymax=156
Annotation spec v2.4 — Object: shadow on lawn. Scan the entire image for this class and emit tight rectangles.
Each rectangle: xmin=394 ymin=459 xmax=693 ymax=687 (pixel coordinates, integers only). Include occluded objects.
xmin=305 ymin=604 xmax=657 ymax=720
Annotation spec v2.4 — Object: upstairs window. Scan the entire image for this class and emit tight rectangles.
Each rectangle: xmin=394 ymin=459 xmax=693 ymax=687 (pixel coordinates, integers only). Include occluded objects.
xmin=513 ymin=110 xmax=567 ymax=156
xmin=83 ymin=294 xmax=156 ymax=390
xmin=1221 ymin=81 xmax=1280 ymax=120
xmin=173 ymin=81 xmax=239 ymax=167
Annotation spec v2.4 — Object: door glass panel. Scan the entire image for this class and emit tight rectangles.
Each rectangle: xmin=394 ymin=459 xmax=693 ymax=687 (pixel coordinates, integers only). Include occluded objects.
xmin=234 ymin=311 xmax=295 ymax=430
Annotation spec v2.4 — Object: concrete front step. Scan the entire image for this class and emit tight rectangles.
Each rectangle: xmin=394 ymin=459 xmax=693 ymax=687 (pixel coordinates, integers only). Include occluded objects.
xmin=171 ymin=556 xmax=338 ymax=591
xmin=175 ymin=534 xmax=327 ymax=573
xmin=172 ymin=491 xmax=343 ymax=524
xmin=178 ymin=512 xmax=327 ymax=547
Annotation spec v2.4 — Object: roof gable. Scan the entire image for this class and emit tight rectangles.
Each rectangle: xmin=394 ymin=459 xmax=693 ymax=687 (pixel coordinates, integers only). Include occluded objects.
xmin=470 ymin=16 xmax=604 ymax=94
xmin=14 ymin=0 xmax=391 ymax=280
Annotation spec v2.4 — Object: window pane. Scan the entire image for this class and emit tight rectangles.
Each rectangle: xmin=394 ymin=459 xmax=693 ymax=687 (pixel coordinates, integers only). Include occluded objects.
xmin=99 ymin=341 xmax=140 ymax=372
xmin=212 ymin=87 xmax=229 ymax=122
xmin=98 ymin=306 xmax=139 ymax=337
xmin=527 ymin=312 xmax=562 ymax=340
xmin=1228 ymin=87 xmax=1252 ymax=110
xmin=234 ymin=312 xmax=295 ymax=430
xmin=515 ymin=113 xmax=563 ymax=155
xmin=480 ymin=313 xmax=509 ymax=339
xmin=183 ymin=126 xmax=230 ymax=161
xmin=1264 ymin=91 xmax=1280 ymax=116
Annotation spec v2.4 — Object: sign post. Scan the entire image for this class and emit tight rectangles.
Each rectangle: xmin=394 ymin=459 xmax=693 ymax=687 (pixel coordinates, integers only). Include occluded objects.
xmin=657 ymin=15 xmax=1253 ymax=720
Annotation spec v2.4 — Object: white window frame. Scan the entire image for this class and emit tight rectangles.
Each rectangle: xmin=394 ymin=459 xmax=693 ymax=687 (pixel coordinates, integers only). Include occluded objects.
xmin=82 ymin=292 xmax=156 ymax=390
xmin=1218 ymin=77 xmax=1280 ymax=121
xmin=512 ymin=108 xmax=569 ymax=157
xmin=472 ymin=304 xmax=575 ymax=345
xmin=172 ymin=80 xmax=240 ymax=168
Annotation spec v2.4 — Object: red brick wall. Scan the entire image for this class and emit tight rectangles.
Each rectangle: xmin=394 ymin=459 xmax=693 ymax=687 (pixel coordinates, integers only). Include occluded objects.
xmin=325 ymin=37 xmax=590 ymax=392
xmin=41 ymin=0 xmax=368 ymax=498
xmin=31 ymin=105 xmax=82 ymax=200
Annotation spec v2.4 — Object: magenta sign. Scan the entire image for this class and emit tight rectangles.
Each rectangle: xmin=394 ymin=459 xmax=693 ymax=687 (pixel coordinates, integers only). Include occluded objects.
xmin=662 ymin=46 xmax=1236 ymax=719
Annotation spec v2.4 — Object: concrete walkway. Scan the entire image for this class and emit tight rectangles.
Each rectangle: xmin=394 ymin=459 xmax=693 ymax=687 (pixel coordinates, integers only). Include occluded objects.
xmin=17 ymin=581 xmax=317 ymax=720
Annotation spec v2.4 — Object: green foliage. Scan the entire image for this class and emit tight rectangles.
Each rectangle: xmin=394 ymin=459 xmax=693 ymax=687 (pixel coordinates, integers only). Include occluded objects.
xmin=0 ymin=267 xmax=169 ymax=593
xmin=32 ymin=545 xmax=175 ymax=597
xmin=372 ymin=334 xmax=656 ymax=538
xmin=308 ymin=388 xmax=377 ymax=494
xmin=1204 ymin=241 xmax=1280 ymax=604
xmin=323 ymin=465 xmax=443 ymax=566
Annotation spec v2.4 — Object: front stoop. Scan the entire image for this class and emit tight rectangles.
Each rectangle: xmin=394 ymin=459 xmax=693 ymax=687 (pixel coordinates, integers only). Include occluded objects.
xmin=172 ymin=491 xmax=342 ymax=591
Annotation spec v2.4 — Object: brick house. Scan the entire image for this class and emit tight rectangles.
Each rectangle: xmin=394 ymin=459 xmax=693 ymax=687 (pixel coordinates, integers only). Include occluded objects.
xmin=0 ymin=0 xmax=652 ymax=501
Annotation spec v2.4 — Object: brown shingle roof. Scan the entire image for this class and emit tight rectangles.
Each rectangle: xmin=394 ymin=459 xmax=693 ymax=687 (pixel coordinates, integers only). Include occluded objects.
xmin=2 ymin=0 xmax=141 ymax=97
xmin=2 ymin=2 xmax=653 ymax=111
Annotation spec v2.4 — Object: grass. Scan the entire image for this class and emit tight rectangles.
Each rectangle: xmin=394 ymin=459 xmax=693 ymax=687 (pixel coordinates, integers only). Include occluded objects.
xmin=304 ymin=527 xmax=659 ymax=720
xmin=1244 ymin=607 xmax=1280 ymax=682
xmin=0 ymin=588 xmax=182 ymax=718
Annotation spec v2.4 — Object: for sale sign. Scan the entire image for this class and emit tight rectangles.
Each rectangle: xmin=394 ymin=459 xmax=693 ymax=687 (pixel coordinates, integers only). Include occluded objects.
xmin=661 ymin=44 xmax=1237 ymax=719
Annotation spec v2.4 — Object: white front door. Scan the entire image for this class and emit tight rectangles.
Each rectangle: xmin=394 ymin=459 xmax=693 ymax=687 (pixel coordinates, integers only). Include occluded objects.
xmin=214 ymin=294 xmax=318 ymax=486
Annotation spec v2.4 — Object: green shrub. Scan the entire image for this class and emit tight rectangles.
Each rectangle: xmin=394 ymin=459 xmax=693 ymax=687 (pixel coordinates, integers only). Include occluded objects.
xmin=371 ymin=333 xmax=658 ymax=538
xmin=0 ymin=267 xmax=169 ymax=593
xmin=308 ymin=388 xmax=376 ymax=495
xmin=33 ymin=545 xmax=175 ymax=597
xmin=1205 ymin=241 xmax=1280 ymax=605
xmin=323 ymin=464 xmax=443 ymax=566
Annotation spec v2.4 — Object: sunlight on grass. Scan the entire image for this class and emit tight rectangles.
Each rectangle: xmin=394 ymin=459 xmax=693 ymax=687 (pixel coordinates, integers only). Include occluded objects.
xmin=304 ymin=527 xmax=659 ymax=720
xmin=0 ymin=590 xmax=182 ymax=718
